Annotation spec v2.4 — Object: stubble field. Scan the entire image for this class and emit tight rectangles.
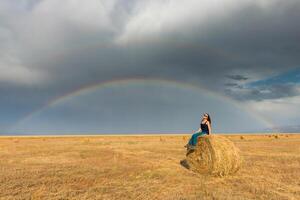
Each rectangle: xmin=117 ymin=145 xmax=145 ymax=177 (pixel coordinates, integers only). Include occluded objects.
xmin=0 ymin=134 xmax=299 ymax=200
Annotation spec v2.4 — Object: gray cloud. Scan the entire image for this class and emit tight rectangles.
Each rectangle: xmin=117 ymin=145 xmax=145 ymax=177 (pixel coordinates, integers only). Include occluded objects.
xmin=226 ymin=75 xmax=248 ymax=81
xmin=224 ymin=83 xmax=241 ymax=88
xmin=225 ymin=84 xmax=300 ymax=101
xmin=1 ymin=0 xmax=300 ymax=132
xmin=1 ymin=1 xmax=299 ymax=87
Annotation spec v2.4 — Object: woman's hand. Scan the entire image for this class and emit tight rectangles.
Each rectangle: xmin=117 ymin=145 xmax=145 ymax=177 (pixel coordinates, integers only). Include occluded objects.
xmin=194 ymin=128 xmax=201 ymax=133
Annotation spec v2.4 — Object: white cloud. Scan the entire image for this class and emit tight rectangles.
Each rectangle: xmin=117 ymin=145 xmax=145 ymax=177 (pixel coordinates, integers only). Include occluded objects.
xmin=13 ymin=0 xmax=120 ymax=52
xmin=32 ymin=0 xmax=117 ymax=32
xmin=246 ymin=93 xmax=300 ymax=126
xmin=0 ymin=0 xmax=121 ymax=85
xmin=0 ymin=54 xmax=46 ymax=85
xmin=115 ymin=0 xmax=280 ymax=45
xmin=0 ymin=19 xmax=46 ymax=85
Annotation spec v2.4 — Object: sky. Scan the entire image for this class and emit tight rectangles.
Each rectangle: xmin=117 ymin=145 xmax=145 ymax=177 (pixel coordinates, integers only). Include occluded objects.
xmin=0 ymin=0 xmax=300 ymax=134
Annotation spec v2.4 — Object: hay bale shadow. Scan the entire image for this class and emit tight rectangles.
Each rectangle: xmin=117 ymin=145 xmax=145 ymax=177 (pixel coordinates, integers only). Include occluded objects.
xmin=180 ymin=159 xmax=190 ymax=169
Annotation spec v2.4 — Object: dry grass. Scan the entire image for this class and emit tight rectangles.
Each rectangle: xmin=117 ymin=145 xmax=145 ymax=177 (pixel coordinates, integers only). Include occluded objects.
xmin=185 ymin=135 xmax=242 ymax=176
xmin=0 ymin=134 xmax=300 ymax=200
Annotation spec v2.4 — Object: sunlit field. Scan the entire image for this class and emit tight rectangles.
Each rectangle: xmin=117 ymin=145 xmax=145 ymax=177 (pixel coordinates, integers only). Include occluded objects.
xmin=0 ymin=134 xmax=299 ymax=200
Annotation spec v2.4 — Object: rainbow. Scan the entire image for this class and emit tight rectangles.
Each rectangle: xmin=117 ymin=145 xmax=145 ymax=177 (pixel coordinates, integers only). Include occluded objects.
xmin=12 ymin=77 xmax=274 ymax=130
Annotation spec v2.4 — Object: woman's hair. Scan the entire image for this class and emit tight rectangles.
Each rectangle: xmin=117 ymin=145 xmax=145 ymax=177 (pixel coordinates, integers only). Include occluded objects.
xmin=205 ymin=113 xmax=212 ymax=124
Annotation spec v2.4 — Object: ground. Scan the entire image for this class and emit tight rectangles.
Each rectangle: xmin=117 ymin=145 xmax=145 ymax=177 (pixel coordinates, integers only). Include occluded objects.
xmin=0 ymin=134 xmax=299 ymax=200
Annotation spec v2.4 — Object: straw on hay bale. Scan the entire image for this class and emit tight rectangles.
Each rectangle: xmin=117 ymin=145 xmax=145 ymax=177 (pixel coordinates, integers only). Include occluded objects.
xmin=186 ymin=135 xmax=242 ymax=176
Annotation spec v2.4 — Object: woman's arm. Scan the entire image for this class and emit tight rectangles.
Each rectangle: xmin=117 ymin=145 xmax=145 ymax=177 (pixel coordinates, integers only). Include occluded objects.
xmin=207 ymin=121 xmax=212 ymax=135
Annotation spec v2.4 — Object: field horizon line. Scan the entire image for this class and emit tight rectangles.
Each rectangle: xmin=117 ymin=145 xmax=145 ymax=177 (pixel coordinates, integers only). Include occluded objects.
xmin=0 ymin=132 xmax=299 ymax=138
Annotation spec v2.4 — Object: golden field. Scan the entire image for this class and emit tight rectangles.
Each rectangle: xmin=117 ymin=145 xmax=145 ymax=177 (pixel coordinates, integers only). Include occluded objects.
xmin=0 ymin=134 xmax=299 ymax=200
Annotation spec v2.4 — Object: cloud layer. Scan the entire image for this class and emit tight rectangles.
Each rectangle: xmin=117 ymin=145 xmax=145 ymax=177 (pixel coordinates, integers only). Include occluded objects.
xmin=1 ymin=0 xmax=300 ymax=133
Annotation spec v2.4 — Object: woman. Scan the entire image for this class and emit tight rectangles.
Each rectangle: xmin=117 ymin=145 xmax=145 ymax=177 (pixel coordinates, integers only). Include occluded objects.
xmin=185 ymin=113 xmax=212 ymax=150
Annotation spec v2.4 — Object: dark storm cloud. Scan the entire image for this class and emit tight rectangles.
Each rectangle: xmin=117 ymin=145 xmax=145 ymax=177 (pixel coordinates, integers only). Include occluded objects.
xmin=2 ymin=1 xmax=300 ymax=90
xmin=224 ymin=83 xmax=241 ymax=88
xmin=1 ymin=0 xmax=300 ymax=131
xmin=108 ymin=0 xmax=300 ymax=99
xmin=226 ymin=75 xmax=248 ymax=81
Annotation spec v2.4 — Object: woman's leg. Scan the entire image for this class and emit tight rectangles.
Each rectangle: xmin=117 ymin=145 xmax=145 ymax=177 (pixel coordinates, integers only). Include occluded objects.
xmin=188 ymin=132 xmax=201 ymax=146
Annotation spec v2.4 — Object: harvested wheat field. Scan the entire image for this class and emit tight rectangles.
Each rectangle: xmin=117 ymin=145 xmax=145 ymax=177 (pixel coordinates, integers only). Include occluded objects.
xmin=0 ymin=134 xmax=300 ymax=200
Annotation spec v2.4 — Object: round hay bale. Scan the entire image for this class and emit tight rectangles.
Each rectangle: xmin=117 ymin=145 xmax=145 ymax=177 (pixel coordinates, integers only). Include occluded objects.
xmin=186 ymin=135 xmax=242 ymax=176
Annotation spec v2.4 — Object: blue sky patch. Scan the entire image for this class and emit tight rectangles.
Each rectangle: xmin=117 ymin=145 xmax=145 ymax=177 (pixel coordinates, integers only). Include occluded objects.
xmin=246 ymin=68 xmax=300 ymax=88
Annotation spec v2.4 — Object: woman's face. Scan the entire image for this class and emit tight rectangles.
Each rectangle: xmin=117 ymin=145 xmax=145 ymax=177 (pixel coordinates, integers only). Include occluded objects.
xmin=202 ymin=113 xmax=208 ymax=120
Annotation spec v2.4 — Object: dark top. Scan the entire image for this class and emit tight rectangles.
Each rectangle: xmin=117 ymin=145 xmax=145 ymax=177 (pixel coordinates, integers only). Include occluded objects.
xmin=200 ymin=122 xmax=209 ymax=134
